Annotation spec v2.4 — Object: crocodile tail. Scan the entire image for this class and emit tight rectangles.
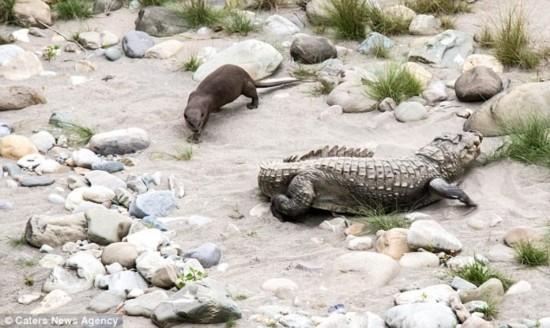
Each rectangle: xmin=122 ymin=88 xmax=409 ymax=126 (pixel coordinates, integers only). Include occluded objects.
xmin=283 ymin=145 xmax=374 ymax=162
xmin=258 ymin=161 xmax=297 ymax=197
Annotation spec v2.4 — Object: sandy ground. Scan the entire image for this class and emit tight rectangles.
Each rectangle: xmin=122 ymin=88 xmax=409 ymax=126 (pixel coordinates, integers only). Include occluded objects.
xmin=1 ymin=0 xmax=550 ymax=327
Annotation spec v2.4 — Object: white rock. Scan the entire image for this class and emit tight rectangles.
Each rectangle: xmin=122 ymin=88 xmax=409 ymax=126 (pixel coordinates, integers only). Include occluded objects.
xmin=81 ymin=186 xmax=116 ymax=203
xmin=39 ymin=254 xmax=65 ymax=268
xmin=385 ymin=303 xmax=457 ymax=328
xmin=399 ymin=252 xmax=440 ymax=268
xmin=48 ymin=193 xmax=65 ymax=204
xmin=40 ymin=244 xmax=54 ymax=253
xmin=264 ymin=15 xmax=300 ymax=36
xmin=71 ymin=149 xmax=101 ymax=168
xmin=125 ymin=228 xmax=164 ymax=253
xmin=262 ymin=278 xmax=298 ymax=299
xmin=145 ymin=40 xmax=184 ymax=59
xmin=394 ymin=284 xmax=457 ymax=306
xmin=249 ymin=203 xmax=270 ymax=218
xmin=65 ymin=251 xmax=106 ymax=280
xmin=17 ymin=153 xmax=45 ymax=170
xmin=394 ymin=101 xmax=428 ymax=122
xmin=506 ymin=280 xmax=532 ymax=295
xmin=319 ymin=217 xmax=348 ymax=233
xmin=31 ymin=290 xmax=71 ymax=314
xmin=409 ymin=14 xmax=441 ymax=35
xmin=135 ymin=251 xmax=174 ymax=281
xmin=12 ymin=29 xmax=30 ymax=43
xmin=346 ymin=236 xmax=374 ymax=251
xmin=35 ymin=159 xmax=62 ymax=174
xmin=70 ymin=75 xmax=89 ymax=86
xmin=0 ymin=45 xmax=43 ymax=80
xmin=407 ymin=220 xmax=462 ymax=253
xmin=18 ymin=293 xmax=41 ymax=305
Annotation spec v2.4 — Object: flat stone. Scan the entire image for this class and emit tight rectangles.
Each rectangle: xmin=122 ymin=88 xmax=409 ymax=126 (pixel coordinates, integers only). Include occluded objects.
xmin=18 ymin=175 xmax=55 ymax=187
xmin=86 ymin=208 xmax=132 ymax=245
xmin=451 ymin=276 xmax=477 ymax=291
xmin=91 ymin=161 xmax=124 ymax=173
xmin=129 ymin=190 xmax=176 ymax=218
xmin=407 ymin=220 xmax=462 ymax=253
xmin=399 ymin=252 xmax=440 ymax=268
xmin=385 ymin=303 xmax=458 ymax=328
xmin=88 ymin=128 xmax=150 ymax=155
xmin=25 ymin=213 xmax=87 ymax=248
xmin=85 ymin=170 xmax=126 ymax=191
xmin=18 ymin=293 xmax=41 ymax=305
xmin=124 ymin=290 xmax=169 ymax=317
xmin=408 ymin=30 xmax=474 ymax=69
xmin=87 ymin=291 xmax=124 ymax=313
xmin=183 ymin=243 xmax=221 ymax=268
xmin=394 ymin=284 xmax=457 ymax=306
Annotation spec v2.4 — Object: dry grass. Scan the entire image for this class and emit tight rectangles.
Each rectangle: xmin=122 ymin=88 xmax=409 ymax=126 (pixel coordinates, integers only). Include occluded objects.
xmin=363 ymin=63 xmax=423 ymax=103
xmin=406 ymin=0 xmax=471 ymax=15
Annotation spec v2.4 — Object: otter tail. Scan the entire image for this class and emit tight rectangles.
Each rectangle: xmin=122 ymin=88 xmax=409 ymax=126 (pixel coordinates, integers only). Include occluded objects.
xmin=254 ymin=77 xmax=299 ymax=88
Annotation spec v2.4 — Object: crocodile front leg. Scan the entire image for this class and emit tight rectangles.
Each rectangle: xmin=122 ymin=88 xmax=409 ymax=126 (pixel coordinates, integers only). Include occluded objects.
xmin=428 ymin=178 xmax=477 ymax=207
xmin=270 ymin=174 xmax=315 ymax=221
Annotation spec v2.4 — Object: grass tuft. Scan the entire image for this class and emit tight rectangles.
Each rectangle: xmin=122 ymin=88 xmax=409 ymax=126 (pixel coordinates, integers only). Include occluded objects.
xmin=366 ymin=5 xmax=411 ymax=36
xmin=363 ymin=63 xmax=423 ymax=103
xmin=291 ymin=66 xmax=319 ymax=80
xmin=479 ymin=300 xmax=499 ymax=320
xmin=324 ymin=0 xmax=370 ymax=40
xmin=24 ymin=275 xmax=34 ymax=286
xmin=43 ymin=45 xmax=61 ymax=61
xmin=489 ymin=117 xmax=550 ymax=168
xmin=54 ymin=0 xmax=93 ymax=20
xmin=176 ymin=0 xmax=223 ymax=28
xmin=406 ymin=0 xmax=470 ymax=15
xmin=370 ymin=41 xmax=390 ymax=58
xmin=55 ymin=122 xmax=95 ymax=146
xmin=181 ymin=55 xmax=202 ymax=72
xmin=0 ymin=0 xmax=16 ymax=24
xmin=452 ymin=259 xmax=514 ymax=290
xmin=139 ymin=0 xmax=168 ymax=6
xmin=492 ymin=7 xmax=540 ymax=69
xmin=175 ymin=267 xmax=206 ymax=289
xmin=251 ymin=0 xmax=284 ymax=10
xmin=311 ymin=79 xmax=335 ymax=96
xmin=350 ymin=205 xmax=410 ymax=234
xmin=224 ymin=11 xmax=256 ymax=36
xmin=477 ymin=25 xmax=494 ymax=48
xmin=515 ymin=242 xmax=549 ymax=266
xmin=7 ymin=236 xmax=27 ymax=248
xmin=151 ymin=145 xmax=194 ymax=161
xmin=439 ymin=15 xmax=455 ymax=29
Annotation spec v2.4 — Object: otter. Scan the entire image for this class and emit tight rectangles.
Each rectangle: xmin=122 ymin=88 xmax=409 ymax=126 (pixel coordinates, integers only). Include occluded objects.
xmin=184 ymin=64 xmax=299 ymax=142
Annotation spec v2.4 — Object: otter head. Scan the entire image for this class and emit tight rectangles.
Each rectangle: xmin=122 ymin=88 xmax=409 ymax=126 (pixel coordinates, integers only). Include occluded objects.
xmin=184 ymin=107 xmax=207 ymax=135
xmin=416 ymin=131 xmax=483 ymax=179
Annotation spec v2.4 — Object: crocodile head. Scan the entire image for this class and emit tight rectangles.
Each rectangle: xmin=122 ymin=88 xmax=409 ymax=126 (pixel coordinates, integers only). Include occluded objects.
xmin=416 ymin=131 xmax=483 ymax=179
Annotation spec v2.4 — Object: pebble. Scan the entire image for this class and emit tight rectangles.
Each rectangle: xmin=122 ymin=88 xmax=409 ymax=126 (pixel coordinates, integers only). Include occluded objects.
xmin=262 ymin=278 xmax=298 ymax=299
xmin=91 ymin=161 xmax=124 ymax=173
xmin=394 ymin=284 xmax=457 ymax=306
xmin=346 ymin=236 xmax=373 ymax=251
xmin=451 ymin=276 xmax=478 ymax=291
xmin=506 ymin=280 xmax=532 ymax=295
xmin=319 ymin=217 xmax=348 ymax=233
xmin=18 ymin=175 xmax=55 ymax=187
xmin=105 ymin=47 xmax=123 ymax=61
xmin=183 ymin=242 xmax=221 ymax=268
xmin=39 ymin=244 xmax=54 ymax=253
xmin=71 ymin=149 xmax=101 ymax=168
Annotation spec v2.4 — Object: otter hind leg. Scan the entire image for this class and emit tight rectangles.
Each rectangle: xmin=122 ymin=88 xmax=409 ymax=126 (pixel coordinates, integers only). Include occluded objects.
xmin=270 ymin=174 xmax=315 ymax=221
xmin=243 ymin=81 xmax=259 ymax=109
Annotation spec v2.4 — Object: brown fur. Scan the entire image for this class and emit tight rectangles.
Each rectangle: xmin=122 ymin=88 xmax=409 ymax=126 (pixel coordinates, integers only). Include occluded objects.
xmin=184 ymin=64 xmax=297 ymax=142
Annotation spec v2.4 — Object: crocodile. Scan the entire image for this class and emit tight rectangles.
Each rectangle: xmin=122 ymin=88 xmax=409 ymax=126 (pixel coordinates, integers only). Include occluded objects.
xmin=258 ymin=132 xmax=483 ymax=221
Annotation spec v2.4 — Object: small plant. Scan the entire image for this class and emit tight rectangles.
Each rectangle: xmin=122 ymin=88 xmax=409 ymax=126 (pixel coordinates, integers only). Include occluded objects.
xmin=54 ymin=0 xmax=93 ymax=20
xmin=151 ymin=145 xmax=194 ymax=161
xmin=24 ymin=275 xmax=34 ymax=286
xmin=233 ymin=294 xmax=248 ymax=300
xmin=363 ymin=63 xmax=423 ymax=103
xmin=291 ymin=66 xmax=319 ymax=80
xmin=43 ymin=45 xmax=61 ymax=61
xmin=311 ymin=79 xmax=335 ymax=96
xmin=7 ymin=236 xmax=26 ymax=248
xmin=139 ymin=0 xmax=168 ymax=6
xmin=439 ymin=16 xmax=455 ymax=29
xmin=224 ymin=11 xmax=256 ymax=36
xmin=479 ymin=300 xmax=499 ymax=320
xmin=181 ymin=55 xmax=202 ymax=72
xmin=251 ymin=0 xmax=283 ymax=10
xmin=229 ymin=204 xmax=244 ymax=220
xmin=18 ymin=257 xmax=37 ymax=267
xmin=515 ymin=242 xmax=549 ymax=266
xmin=477 ymin=26 xmax=494 ymax=48
xmin=370 ymin=41 xmax=390 ymax=58
xmin=324 ymin=0 xmax=370 ymax=40
xmin=175 ymin=267 xmax=206 ymax=289
xmin=452 ymin=259 xmax=514 ymax=290
xmin=0 ymin=0 xmax=16 ymax=24
xmin=176 ymin=0 xmax=223 ymax=28
xmin=226 ymin=319 xmax=237 ymax=328
xmin=366 ymin=4 xmax=411 ymax=35
xmin=492 ymin=7 xmax=540 ymax=69
xmin=406 ymin=0 xmax=470 ymax=15
xmin=55 ymin=121 xmax=95 ymax=146
xmin=357 ymin=214 xmax=410 ymax=234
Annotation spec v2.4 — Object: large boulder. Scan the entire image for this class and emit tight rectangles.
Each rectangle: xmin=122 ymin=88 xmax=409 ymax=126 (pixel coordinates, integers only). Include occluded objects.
xmin=135 ymin=7 xmax=189 ymax=37
xmin=0 ymin=85 xmax=46 ymax=111
xmin=85 ymin=208 xmax=132 ymax=245
xmin=122 ymin=31 xmax=155 ymax=58
xmin=464 ymin=81 xmax=550 ymax=136
xmin=152 ymin=279 xmax=242 ymax=325
xmin=408 ymin=30 xmax=473 ymax=69
xmin=455 ymin=66 xmax=502 ymax=102
xmin=12 ymin=0 xmax=52 ymax=27
xmin=25 ymin=213 xmax=87 ymax=247
xmin=88 ymin=128 xmax=150 ymax=155
xmin=0 ymin=134 xmax=38 ymax=159
xmin=193 ymin=39 xmax=283 ymax=81
xmin=0 ymin=44 xmax=43 ymax=80
xmin=290 ymin=34 xmax=337 ymax=64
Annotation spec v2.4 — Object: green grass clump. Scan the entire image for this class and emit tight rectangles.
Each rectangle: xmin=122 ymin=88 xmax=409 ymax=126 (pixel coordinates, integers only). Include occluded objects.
xmin=479 ymin=300 xmax=499 ymax=320
xmin=177 ymin=0 xmax=223 ymax=28
xmin=43 ymin=45 xmax=61 ymax=61
xmin=24 ymin=275 xmax=34 ymax=286
xmin=224 ymin=11 xmax=256 ymax=36
xmin=440 ymin=16 xmax=455 ymax=29
xmin=311 ymin=80 xmax=335 ymax=96
xmin=363 ymin=64 xmax=423 ymax=103
xmin=370 ymin=41 xmax=390 ymax=58
xmin=0 ymin=0 xmax=16 ymax=24
xmin=175 ymin=267 xmax=206 ymax=289
xmin=181 ymin=55 xmax=202 ymax=72
xmin=351 ymin=205 xmax=410 ymax=234
xmin=366 ymin=5 xmax=411 ymax=36
xmin=477 ymin=26 xmax=494 ymax=48
xmin=7 ymin=236 xmax=27 ymax=248
xmin=406 ymin=0 xmax=470 ymax=15
xmin=492 ymin=8 xmax=540 ymax=69
xmin=151 ymin=145 xmax=194 ymax=161
xmin=291 ymin=66 xmax=319 ymax=80
xmin=54 ymin=0 xmax=93 ymax=20
xmin=55 ymin=122 xmax=95 ymax=146
xmin=452 ymin=259 xmax=514 ymax=290
xmin=251 ymin=0 xmax=284 ymax=10
xmin=139 ymin=0 xmax=168 ymax=6
xmin=325 ymin=0 xmax=370 ymax=40
xmin=490 ymin=117 xmax=550 ymax=168
xmin=515 ymin=242 xmax=549 ymax=266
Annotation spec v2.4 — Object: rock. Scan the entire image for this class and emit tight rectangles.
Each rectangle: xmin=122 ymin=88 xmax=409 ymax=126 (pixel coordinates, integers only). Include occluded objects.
xmin=404 ymin=62 xmax=432 ymax=89
xmin=0 ymin=45 xmax=43 ymax=80
xmin=358 ymin=32 xmax=393 ymax=55
xmin=18 ymin=175 xmax=55 ymax=187
xmin=12 ymin=28 xmax=29 ymax=42
xmin=408 ymin=30 xmax=474 ymax=69
xmin=88 ymin=291 xmax=124 ymax=313
xmin=42 ymin=266 xmax=94 ymax=294
xmin=290 ymin=34 xmax=336 ymax=64
xmin=71 ymin=149 xmax=101 ymax=168
xmin=3 ymin=162 xmax=20 ymax=176
xmin=346 ymin=236 xmax=374 ymax=251
xmin=262 ymin=278 xmax=298 ymax=299
xmin=319 ymin=217 xmax=348 ymax=233
xmin=25 ymin=213 xmax=87 ymax=248
xmin=506 ymin=280 xmax=531 ymax=295
xmin=464 ymin=81 xmax=550 ymax=136
xmin=91 ymin=161 xmax=124 ymax=173
xmin=88 ymin=128 xmax=150 ymax=155
xmin=66 ymin=251 xmax=106 ymax=280
xmin=30 ymin=131 xmax=55 ymax=153
xmin=422 ymin=80 xmax=447 ymax=104
xmin=193 ymin=39 xmax=282 ymax=81
xmin=504 ymin=226 xmax=544 ymax=247
xmin=375 ymin=228 xmax=410 ymax=260
xmin=265 ymin=15 xmax=300 ymax=36
xmin=334 ymin=252 xmax=399 ymax=287
xmin=101 ymin=32 xmax=119 ymax=48
xmin=461 ymin=316 xmax=493 ymax=328
xmin=399 ymin=252 xmax=439 ymax=268
xmin=409 ymin=14 xmax=440 ymax=35
xmin=17 ymin=153 xmax=44 ymax=170
xmin=382 ymin=5 xmax=416 ymax=22
xmin=378 ymin=97 xmax=397 ymax=112
xmin=136 ymin=251 xmax=173 ymax=280
xmin=145 ymin=40 xmax=184 ymax=59
xmin=455 ymin=66 xmax=502 ymax=102
xmin=152 ymin=279 xmax=241 ymax=325
xmin=39 ymin=254 xmax=65 ymax=268
xmin=40 ymin=244 xmax=54 ymax=253
xmin=394 ymin=284 xmax=457 ymax=305
xmin=319 ymin=312 xmax=385 ymax=328
xmin=151 ymin=264 xmax=178 ymax=289
xmin=31 ymin=290 xmax=71 ymax=314
xmin=122 ymin=31 xmax=155 ymax=58
xmin=93 ymin=0 xmax=123 ymax=14
xmin=129 ymin=190 xmax=176 ymax=218
xmin=86 ymin=208 xmax=132 ymax=245
xmin=135 ymin=6 xmax=189 ymax=37
xmin=127 ymin=289 xmax=144 ymax=298
xmin=449 ymin=294 xmax=470 ymax=323
xmin=446 ymin=255 xmax=487 ymax=270
xmin=184 ymin=242 xmax=221 ymax=268
xmin=78 ymin=31 xmax=102 ymax=50
xmin=394 ymin=101 xmax=428 ymax=122
xmin=105 ymin=47 xmax=122 ymax=61
xmin=0 ymin=85 xmax=46 ymax=111
xmin=0 ymin=134 xmax=38 ymax=160
xmin=85 ymin=170 xmax=126 ymax=191
xmin=464 ymin=300 xmax=488 ymax=313
xmin=106 ymin=262 xmax=123 ymax=274
xmin=0 ymin=121 xmax=11 ymax=137
xmin=82 ymin=186 xmax=116 ymax=203
xmin=125 ymin=228 xmax=164 ymax=253
xmin=459 ymin=278 xmax=504 ymax=303
xmin=101 ymin=242 xmax=138 ymax=268
xmin=107 ymin=270 xmax=148 ymax=296
xmin=463 ymin=54 xmax=503 ymax=73
xmin=385 ymin=303 xmax=457 ymax=328
xmin=327 ymin=80 xmax=377 ymax=113
xmin=65 ymin=187 xmax=88 ymax=211
xmin=407 ymin=220 xmax=462 ymax=253
xmin=12 ymin=0 xmax=52 ymax=27
xmin=124 ymin=290 xmax=169 ymax=317
xmin=18 ymin=293 xmax=41 ymax=305
xmin=451 ymin=276 xmax=477 ymax=291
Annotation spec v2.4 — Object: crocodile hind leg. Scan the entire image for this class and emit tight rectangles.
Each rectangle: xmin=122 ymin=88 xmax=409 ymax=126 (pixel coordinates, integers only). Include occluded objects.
xmin=429 ymin=178 xmax=477 ymax=207
xmin=270 ymin=174 xmax=315 ymax=221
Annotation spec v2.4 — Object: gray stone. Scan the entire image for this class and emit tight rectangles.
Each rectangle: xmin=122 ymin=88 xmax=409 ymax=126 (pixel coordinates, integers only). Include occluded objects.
xmin=88 ymin=128 xmax=150 ymax=155
xmin=151 ymin=264 xmax=178 ymax=289
xmin=93 ymin=0 xmax=123 ymax=14
xmin=127 ymin=175 xmax=148 ymax=194
xmin=0 ymin=121 xmax=11 ymax=137
xmin=451 ymin=276 xmax=477 ymax=291
xmin=25 ymin=213 xmax=87 ymax=248
xmin=409 ymin=15 xmax=441 ymax=35
xmin=152 ymin=279 xmax=242 ymax=325
xmin=135 ymin=7 xmax=189 ymax=37
xmin=265 ymin=15 xmax=300 ymax=36
xmin=184 ymin=243 xmax=221 ymax=268
xmin=124 ymin=290 xmax=169 ymax=317
xmin=455 ymin=66 xmax=502 ymax=102
xmin=3 ymin=162 xmax=21 ymax=176
xmin=86 ymin=208 xmax=132 ymax=245
xmin=101 ymin=242 xmax=139 ymax=267
xmin=91 ymin=161 xmax=124 ymax=173
xmin=0 ymin=85 xmax=46 ymax=111
xmin=122 ymin=31 xmax=155 ymax=58
xmin=42 ymin=266 xmax=93 ymax=294
xmin=385 ymin=303 xmax=458 ymax=328
xmin=290 ymin=34 xmax=336 ymax=64
xmin=85 ymin=170 xmax=126 ymax=192
xmin=422 ymin=80 xmax=447 ymax=104
xmin=129 ymin=190 xmax=176 ymax=218
xmin=358 ymin=32 xmax=393 ymax=55
xmin=107 ymin=270 xmax=149 ymax=296
xmin=105 ymin=47 xmax=122 ymax=61
xmin=394 ymin=101 xmax=428 ymax=122
xmin=88 ymin=291 xmax=124 ymax=313
xmin=136 ymin=251 xmax=174 ymax=281
xmin=408 ymin=30 xmax=474 ymax=69
xmin=459 ymin=278 xmax=504 ymax=303
xmin=18 ymin=175 xmax=55 ymax=187
xmin=407 ymin=219 xmax=462 ymax=253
